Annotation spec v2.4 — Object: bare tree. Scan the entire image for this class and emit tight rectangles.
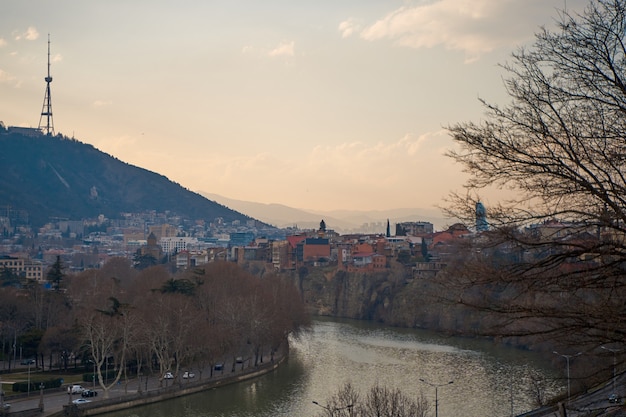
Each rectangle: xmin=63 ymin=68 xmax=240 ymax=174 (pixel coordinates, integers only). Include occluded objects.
xmin=79 ymin=297 xmax=137 ymax=399
xmin=444 ymin=0 xmax=626 ymax=352
xmin=314 ymin=383 xmax=429 ymax=417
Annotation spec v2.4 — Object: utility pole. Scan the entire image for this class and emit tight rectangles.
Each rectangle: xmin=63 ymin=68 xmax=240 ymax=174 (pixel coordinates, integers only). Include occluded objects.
xmin=553 ymin=351 xmax=582 ymax=402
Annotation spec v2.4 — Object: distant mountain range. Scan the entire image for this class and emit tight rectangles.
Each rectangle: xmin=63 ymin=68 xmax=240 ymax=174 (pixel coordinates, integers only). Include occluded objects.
xmin=200 ymin=192 xmax=451 ymax=233
xmin=0 ymin=129 xmax=254 ymax=228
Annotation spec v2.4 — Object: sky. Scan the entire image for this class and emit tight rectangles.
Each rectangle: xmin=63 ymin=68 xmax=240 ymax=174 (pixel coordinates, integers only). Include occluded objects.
xmin=0 ymin=0 xmax=588 ymax=214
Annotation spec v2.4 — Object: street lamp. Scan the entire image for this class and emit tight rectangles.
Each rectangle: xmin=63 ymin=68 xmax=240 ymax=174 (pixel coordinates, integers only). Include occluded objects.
xmin=90 ymin=360 xmax=96 ymax=389
xmin=553 ymin=351 xmax=582 ymax=402
xmin=601 ymin=346 xmax=621 ymax=397
xmin=312 ymin=400 xmax=354 ymax=417
xmin=419 ymin=378 xmax=454 ymax=417
xmin=27 ymin=362 xmax=31 ymax=396
xmin=38 ymin=382 xmax=44 ymax=411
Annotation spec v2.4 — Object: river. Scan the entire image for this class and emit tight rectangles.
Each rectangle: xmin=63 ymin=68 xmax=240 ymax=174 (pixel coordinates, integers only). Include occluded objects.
xmin=102 ymin=317 xmax=562 ymax=417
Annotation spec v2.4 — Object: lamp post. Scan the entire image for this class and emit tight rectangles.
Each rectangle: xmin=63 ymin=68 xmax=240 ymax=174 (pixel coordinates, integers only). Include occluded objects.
xmin=38 ymin=383 xmax=44 ymax=411
xmin=553 ymin=351 xmax=582 ymax=402
xmin=312 ymin=400 xmax=354 ymax=417
xmin=27 ymin=362 xmax=31 ymax=396
xmin=91 ymin=360 xmax=96 ymax=389
xmin=419 ymin=378 xmax=454 ymax=417
xmin=601 ymin=346 xmax=621 ymax=397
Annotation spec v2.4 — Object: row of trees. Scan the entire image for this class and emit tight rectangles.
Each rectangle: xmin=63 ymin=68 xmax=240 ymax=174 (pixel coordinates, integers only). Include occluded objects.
xmin=0 ymin=259 xmax=309 ymax=399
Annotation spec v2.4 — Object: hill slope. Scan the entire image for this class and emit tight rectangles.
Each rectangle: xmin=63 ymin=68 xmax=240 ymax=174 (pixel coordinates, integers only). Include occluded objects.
xmin=0 ymin=130 xmax=253 ymax=228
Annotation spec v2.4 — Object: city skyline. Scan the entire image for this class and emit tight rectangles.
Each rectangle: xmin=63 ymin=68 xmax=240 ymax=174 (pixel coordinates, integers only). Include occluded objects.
xmin=0 ymin=0 xmax=587 ymax=213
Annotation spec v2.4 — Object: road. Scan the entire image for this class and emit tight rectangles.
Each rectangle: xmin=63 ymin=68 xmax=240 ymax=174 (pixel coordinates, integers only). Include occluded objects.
xmin=519 ymin=371 xmax=626 ymax=417
xmin=2 ymin=358 xmax=255 ymax=417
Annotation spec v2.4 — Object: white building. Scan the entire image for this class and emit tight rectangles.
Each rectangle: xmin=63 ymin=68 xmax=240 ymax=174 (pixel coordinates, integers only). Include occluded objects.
xmin=159 ymin=237 xmax=199 ymax=254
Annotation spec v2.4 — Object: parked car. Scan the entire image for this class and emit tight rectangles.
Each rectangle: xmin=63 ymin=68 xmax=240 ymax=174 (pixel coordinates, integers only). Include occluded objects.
xmin=163 ymin=372 xmax=174 ymax=379
xmin=81 ymin=389 xmax=98 ymax=398
xmin=2 ymin=403 xmax=10 ymax=411
xmin=72 ymin=398 xmax=91 ymax=405
xmin=69 ymin=385 xmax=86 ymax=394
xmin=236 ymin=357 xmax=243 ymax=364
xmin=214 ymin=363 xmax=224 ymax=371
xmin=183 ymin=371 xmax=195 ymax=379
xmin=609 ymin=393 xmax=621 ymax=403
xmin=20 ymin=358 xmax=35 ymax=365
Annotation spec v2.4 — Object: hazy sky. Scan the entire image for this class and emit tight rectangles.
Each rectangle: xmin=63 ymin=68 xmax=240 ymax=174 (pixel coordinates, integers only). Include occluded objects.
xmin=1 ymin=0 xmax=587 ymax=213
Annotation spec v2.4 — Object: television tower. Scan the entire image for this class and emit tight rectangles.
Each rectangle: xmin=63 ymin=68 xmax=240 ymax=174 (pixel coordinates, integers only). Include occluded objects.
xmin=38 ymin=34 xmax=54 ymax=135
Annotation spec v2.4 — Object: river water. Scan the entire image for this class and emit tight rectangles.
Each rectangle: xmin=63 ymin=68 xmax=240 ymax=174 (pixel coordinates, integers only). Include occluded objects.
xmin=102 ymin=317 xmax=562 ymax=417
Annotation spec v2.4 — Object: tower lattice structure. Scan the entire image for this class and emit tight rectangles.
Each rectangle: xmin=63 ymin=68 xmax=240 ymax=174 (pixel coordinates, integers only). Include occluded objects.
xmin=38 ymin=34 xmax=54 ymax=136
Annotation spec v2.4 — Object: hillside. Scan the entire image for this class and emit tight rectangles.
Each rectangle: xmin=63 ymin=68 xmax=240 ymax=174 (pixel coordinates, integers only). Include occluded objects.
xmin=0 ymin=129 xmax=254 ymax=228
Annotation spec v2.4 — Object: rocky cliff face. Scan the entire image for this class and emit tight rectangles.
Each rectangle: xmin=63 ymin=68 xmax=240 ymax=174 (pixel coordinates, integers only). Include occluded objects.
xmin=243 ymin=260 xmax=489 ymax=336
xmin=290 ymin=264 xmax=426 ymax=323
xmin=287 ymin=263 xmax=485 ymax=336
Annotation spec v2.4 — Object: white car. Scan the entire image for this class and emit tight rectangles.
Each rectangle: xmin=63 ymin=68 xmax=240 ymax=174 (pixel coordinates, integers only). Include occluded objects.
xmin=163 ymin=372 xmax=174 ymax=379
xmin=72 ymin=398 xmax=91 ymax=405
xmin=69 ymin=385 xmax=86 ymax=394
xmin=183 ymin=371 xmax=195 ymax=379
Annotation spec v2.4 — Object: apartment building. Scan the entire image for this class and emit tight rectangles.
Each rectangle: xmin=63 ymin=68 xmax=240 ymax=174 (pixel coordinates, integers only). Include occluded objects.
xmin=0 ymin=255 xmax=44 ymax=282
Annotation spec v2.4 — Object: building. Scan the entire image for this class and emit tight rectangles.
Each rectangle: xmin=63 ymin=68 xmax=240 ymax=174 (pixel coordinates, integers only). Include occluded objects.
xmin=160 ymin=237 xmax=199 ymax=254
xmin=139 ymin=232 xmax=162 ymax=259
xmin=296 ymin=238 xmax=331 ymax=263
xmin=149 ymin=223 xmax=178 ymax=240
xmin=230 ymin=232 xmax=255 ymax=247
xmin=0 ymin=255 xmax=44 ymax=283
xmin=395 ymin=221 xmax=434 ymax=236
xmin=271 ymin=240 xmax=291 ymax=270
xmin=175 ymin=250 xmax=209 ymax=270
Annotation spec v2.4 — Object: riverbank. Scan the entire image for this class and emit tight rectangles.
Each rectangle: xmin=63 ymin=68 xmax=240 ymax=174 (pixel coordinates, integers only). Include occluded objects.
xmin=6 ymin=349 xmax=288 ymax=417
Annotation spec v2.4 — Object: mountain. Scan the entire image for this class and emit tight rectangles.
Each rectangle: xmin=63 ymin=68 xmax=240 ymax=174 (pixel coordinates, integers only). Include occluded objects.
xmin=0 ymin=129 xmax=254 ymax=228
xmin=200 ymin=192 xmax=451 ymax=233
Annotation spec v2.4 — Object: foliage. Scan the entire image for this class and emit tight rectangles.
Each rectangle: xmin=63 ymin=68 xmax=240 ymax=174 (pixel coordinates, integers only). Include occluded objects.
xmin=47 ymin=256 xmax=64 ymax=291
xmin=12 ymin=378 xmax=63 ymax=393
xmin=133 ymin=252 xmax=157 ymax=270
xmin=445 ymin=0 xmax=626 ymax=350
xmin=159 ymin=278 xmax=195 ymax=295
xmin=396 ymin=250 xmax=412 ymax=265
xmin=0 ymin=266 xmax=20 ymax=287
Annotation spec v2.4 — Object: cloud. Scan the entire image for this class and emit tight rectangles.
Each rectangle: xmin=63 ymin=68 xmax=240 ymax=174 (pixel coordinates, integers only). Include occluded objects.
xmin=338 ymin=19 xmax=360 ymax=38
xmin=52 ymin=53 xmax=62 ymax=63
xmin=305 ymin=131 xmax=448 ymax=181
xmin=347 ymin=0 xmax=569 ymax=62
xmin=14 ymin=26 xmax=39 ymax=41
xmin=268 ymin=41 xmax=295 ymax=57
xmin=0 ymin=38 xmax=7 ymax=48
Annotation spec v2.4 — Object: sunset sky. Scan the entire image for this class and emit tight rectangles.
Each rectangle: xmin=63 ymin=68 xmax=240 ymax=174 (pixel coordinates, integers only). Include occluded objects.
xmin=0 ymin=0 xmax=587 ymax=214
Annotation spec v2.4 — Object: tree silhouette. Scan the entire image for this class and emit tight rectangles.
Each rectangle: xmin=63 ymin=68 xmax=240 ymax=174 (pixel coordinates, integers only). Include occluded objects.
xmin=445 ymin=0 xmax=626 ymax=349
xmin=47 ymin=256 xmax=64 ymax=291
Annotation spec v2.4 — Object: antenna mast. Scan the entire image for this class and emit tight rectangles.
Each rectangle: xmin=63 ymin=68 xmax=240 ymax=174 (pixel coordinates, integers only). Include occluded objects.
xmin=38 ymin=34 xmax=54 ymax=135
